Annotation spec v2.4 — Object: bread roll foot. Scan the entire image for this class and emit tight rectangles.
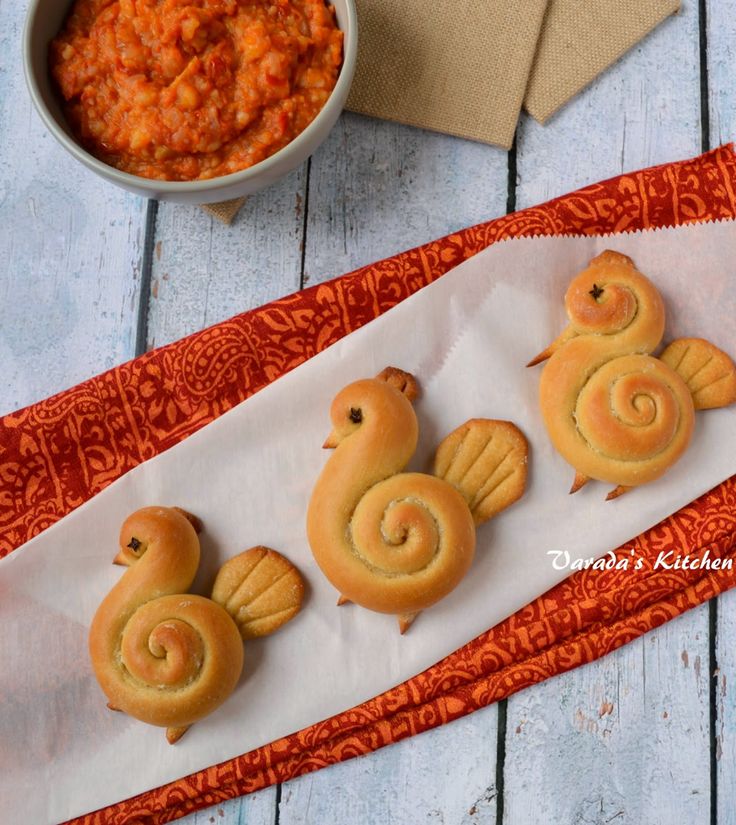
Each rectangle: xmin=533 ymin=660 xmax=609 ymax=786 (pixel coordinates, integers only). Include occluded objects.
xmin=606 ymin=485 xmax=632 ymax=501
xmin=166 ymin=725 xmax=190 ymax=744
xmin=336 ymin=594 xmax=351 ymax=606
xmin=398 ymin=612 xmax=420 ymax=634
xmin=569 ymin=471 xmax=590 ymax=494
xmin=106 ymin=702 xmax=122 ymax=712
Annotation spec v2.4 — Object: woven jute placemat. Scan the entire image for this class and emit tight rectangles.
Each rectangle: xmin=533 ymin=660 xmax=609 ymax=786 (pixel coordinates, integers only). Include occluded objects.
xmin=201 ymin=197 xmax=247 ymax=224
xmin=524 ymin=0 xmax=681 ymax=123
xmin=346 ymin=0 xmax=549 ymax=149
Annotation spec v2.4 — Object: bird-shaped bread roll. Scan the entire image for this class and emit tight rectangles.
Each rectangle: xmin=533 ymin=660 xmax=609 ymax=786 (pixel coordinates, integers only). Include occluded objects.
xmin=89 ymin=507 xmax=303 ymax=743
xmin=89 ymin=507 xmax=244 ymax=744
xmin=528 ymin=251 xmax=736 ymax=498
xmin=306 ymin=367 xmax=528 ymax=633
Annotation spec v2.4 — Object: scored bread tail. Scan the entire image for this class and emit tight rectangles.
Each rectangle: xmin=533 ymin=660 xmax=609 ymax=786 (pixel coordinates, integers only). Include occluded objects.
xmin=211 ymin=546 xmax=305 ymax=640
xmin=432 ymin=419 xmax=528 ymax=526
xmin=660 ymin=337 xmax=736 ymax=410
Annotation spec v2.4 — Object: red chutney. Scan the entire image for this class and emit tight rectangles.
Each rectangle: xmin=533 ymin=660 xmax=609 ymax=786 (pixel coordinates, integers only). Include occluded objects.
xmin=50 ymin=0 xmax=343 ymax=181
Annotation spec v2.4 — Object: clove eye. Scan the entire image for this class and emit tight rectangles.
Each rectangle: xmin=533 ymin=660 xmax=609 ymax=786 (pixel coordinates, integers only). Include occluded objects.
xmin=127 ymin=537 xmax=142 ymax=552
xmin=349 ymin=407 xmax=362 ymax=424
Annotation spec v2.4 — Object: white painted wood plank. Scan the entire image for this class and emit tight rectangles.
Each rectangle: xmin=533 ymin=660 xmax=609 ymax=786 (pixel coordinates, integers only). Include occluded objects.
xmin=182 ymin=790 xmax=276 ymax=825
xmin=515 ymin=7 xmax=702 ymax=203
xmin=706 ymin=0 xmax=736 ymax=148
xmin=146 ymin=168 xmax=307 ymax=350
xmin=0 ymin=0 xmax=147 ymax=416
xmin=706 ymin=2 xmax=736 ymax=821
xmin=504 ymin=608 xmax=711 ymax=825
xmin=146 ymin=139 xmax=308 ymax=825
xmin=276 ymin=120 xmax=509 ymax=823
xmin=716 ymin=589 xmax=736 ymax=825
xmin=507 ymin=3 xmax=711 ymax=822
xmin=303 ymin=113 xmax=509 ymax=281
xmin=279 ymin=708 xmax=499 ymax=825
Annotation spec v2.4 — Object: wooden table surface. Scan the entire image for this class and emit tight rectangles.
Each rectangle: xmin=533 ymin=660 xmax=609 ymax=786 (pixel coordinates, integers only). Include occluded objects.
xmin=3 ymin=2 xmax=735 ymax=823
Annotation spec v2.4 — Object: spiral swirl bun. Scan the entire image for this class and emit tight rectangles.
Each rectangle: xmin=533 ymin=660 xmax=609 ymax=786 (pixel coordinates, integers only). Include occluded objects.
xmin=532 ymin=251 xmax=695 ymax=493
xmin=346 ymin=471 xmax=476 ymax=612
xmin=88 ymin=507 xmax=244 ymax=741
xmin=307 ymin=369 xmax=528 ymax=631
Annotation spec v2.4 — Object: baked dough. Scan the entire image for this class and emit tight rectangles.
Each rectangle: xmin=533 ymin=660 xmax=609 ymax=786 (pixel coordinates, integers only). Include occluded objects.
xmin=660 ymin=337 xmax=736 ymax=410
xmin=528 ymin=251 xmax=735 ymax=497
xmin=433 ymin=418 xmax=528 ymax=525
xmin=211 ymin=546 xmax=304 ymax=639
xmin=307 ymin=368 xmax=528 ymax=632
xmin=88 ymin=506 xmax=244 ymax=743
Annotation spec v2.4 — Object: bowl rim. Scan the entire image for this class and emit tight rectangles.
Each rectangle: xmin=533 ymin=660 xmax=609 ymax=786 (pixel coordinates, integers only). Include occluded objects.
xmin=22 ymin=0 xmax=358 ymax=195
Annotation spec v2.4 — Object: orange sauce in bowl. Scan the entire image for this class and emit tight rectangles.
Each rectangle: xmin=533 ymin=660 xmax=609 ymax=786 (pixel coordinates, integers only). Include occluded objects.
xmin=50 ymin=0 xmax=343 ymax=181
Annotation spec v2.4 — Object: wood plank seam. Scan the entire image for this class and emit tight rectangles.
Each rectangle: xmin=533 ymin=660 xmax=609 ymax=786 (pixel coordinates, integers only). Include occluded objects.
xmin=273 ymin=154 xmax=313 ymax=820
xmin=136 ymin=199 xmax=159 ymax=356
xmin=274 ymin=783 xmax=282 ymax=825
xmin=495 ymin=128 xmax=518 ymax=825
xmin=299 ymin=157 xmax=313 ymax=290
xmin=699 ymin=2 xmax=719 ymax=823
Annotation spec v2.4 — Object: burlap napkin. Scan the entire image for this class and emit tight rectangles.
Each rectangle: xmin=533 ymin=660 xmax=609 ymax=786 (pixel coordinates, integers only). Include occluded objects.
xmin=346 ymin=0 xmax=549 ymax=150
xmin=200 ymin=197 xmax=246 ymax=224
xmin=524 ymin=0 xmax=681 ymax=123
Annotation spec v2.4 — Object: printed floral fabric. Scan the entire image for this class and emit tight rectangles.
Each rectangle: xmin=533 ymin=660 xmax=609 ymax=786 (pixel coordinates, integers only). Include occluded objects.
xmin=1 ymin=146 xmax=735 ymax=824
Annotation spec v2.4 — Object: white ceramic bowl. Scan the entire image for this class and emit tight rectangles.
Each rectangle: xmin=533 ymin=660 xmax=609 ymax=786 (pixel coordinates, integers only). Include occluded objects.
xmin=23 ymin=0 xmax=357 ymax=203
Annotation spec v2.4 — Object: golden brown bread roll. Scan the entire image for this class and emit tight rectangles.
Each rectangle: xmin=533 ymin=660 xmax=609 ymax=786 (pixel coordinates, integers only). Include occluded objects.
xmin=88 ymin=506 xmax=244 ymax=744
xmin=528 ymin=251 xmax=736 ymax=498
xmin=307 ymin=368 xmax=527 ymax=632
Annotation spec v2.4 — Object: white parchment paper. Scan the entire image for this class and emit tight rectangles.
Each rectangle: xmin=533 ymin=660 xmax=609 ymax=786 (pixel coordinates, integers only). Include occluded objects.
xmin=2 ymin=220 xmax=736 ymax=824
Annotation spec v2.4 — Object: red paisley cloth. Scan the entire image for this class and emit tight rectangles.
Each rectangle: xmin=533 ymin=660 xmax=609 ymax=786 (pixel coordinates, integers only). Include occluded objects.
xmin=2 ymin=145 xmax=736 ymax=824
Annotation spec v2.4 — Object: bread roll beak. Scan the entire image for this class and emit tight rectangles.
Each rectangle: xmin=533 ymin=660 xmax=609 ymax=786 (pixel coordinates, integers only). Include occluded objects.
xmin=323 ymin=429 xmax=340 ymax=449
xmin=526 ymin=326 xmax=578 ymax=367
